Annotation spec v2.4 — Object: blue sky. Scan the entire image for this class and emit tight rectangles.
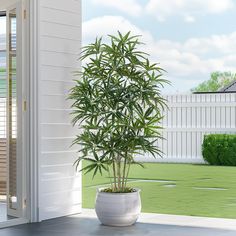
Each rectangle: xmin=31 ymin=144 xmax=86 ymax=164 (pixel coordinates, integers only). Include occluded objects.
xmin=82 ymin=0 xmax=236 ymax=93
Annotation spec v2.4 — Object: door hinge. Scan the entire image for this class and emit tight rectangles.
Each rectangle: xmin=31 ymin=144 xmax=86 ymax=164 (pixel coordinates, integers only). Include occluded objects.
xmin=23 ymin=100 xmax=27 ymax=111
xmin=24 ymin=198 xmax=27 ymax=207
xmin=24 ymin=9 xmax=26 ymax=19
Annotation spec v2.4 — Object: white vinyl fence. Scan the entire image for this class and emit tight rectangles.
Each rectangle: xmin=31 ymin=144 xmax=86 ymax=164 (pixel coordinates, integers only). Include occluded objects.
xmin=138 ymin=93 xmax=236 ymax=164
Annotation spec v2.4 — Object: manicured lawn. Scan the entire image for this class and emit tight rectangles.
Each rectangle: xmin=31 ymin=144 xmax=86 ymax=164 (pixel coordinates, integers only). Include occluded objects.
xmin=82 ymin=162 xmax=236 ymax=219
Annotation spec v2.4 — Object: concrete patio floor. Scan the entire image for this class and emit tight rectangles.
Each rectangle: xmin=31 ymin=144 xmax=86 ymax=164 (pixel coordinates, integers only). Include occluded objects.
xmin=1 ymin=209 xmax=236 ymax=236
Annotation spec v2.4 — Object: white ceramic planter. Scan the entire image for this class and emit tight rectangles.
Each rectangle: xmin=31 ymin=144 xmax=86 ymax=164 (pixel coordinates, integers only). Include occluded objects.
xmin=95 ymin=188 xmax=141 ymax=226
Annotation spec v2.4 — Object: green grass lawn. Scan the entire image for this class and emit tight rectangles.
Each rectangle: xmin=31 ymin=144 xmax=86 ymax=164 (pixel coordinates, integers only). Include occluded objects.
xmin=82 ymin=162 xmax=236 ymax=219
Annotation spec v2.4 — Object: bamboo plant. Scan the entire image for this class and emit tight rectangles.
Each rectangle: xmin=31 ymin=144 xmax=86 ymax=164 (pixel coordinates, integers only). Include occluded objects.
xmin=69 ymin=32 xmax=169 ymax=193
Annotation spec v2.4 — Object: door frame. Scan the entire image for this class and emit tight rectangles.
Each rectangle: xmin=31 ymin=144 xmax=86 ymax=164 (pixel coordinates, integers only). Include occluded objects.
xmin=21 ymin=0 xmax=38 ymax=223
xmin=27 ymin=0 xmax=39 ymax=223
xmin=0 ymin=0 xmax=40 ymax=227
xmin=10 ymin=0 xmax=40 ymax=223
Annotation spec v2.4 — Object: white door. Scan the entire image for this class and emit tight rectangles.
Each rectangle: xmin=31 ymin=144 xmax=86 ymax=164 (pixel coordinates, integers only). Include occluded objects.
xmin=6 ymin=1 xmax=23 ymax=218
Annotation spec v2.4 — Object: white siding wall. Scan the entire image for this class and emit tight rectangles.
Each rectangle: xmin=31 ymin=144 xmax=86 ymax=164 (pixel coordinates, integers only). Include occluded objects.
xmin=138 ymin=93 xmax=236 ymax=164
xmin=36 ymin=0 xmax=81 ymax=221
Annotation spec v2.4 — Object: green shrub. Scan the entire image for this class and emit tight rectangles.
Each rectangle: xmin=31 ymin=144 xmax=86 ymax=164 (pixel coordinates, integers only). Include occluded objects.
xmin=202 ymin=134 xmax=236 ymax=166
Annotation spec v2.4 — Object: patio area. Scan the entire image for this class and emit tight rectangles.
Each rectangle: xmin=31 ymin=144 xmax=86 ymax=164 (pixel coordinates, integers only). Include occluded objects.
xmin=1 ymin=209 xmax=236 ymax=236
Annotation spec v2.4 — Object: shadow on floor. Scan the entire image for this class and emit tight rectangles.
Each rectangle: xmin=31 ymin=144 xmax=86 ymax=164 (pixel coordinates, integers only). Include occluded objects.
xmin=0 ymin=216 xmax=235 ymax=236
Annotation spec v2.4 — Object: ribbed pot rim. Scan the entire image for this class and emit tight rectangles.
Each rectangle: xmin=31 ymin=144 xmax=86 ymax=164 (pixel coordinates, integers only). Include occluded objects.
xmin=97 ymin=187 xmax=141 ymax=195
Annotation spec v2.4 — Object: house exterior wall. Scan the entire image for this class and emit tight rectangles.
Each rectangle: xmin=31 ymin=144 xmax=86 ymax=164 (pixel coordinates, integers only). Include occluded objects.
xmin=137 ymin=93 xmax=236 ymax=164
xmin=31 ymin=0 xmax=82 ymax=221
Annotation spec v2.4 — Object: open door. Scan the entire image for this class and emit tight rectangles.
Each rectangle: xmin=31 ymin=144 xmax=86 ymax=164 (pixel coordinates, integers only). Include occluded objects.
xmin=6 ymin=1 xmax=23 ymax=218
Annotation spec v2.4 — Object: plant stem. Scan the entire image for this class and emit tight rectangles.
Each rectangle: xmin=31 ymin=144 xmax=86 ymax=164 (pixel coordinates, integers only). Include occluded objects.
xmin=117 ymin=159 xmax=121 ymax=192
xmin=107 ymin=164 xmax=113 ymax=189
xmin=122 ymin=154 xmax=127 ymax=191
xmin=125 ymin=162 xmax=131 ymax=189
xmin=112 ymin=160 xmax=117 ymax=191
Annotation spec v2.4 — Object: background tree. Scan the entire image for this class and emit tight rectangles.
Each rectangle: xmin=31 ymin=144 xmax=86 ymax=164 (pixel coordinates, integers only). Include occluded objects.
xmin=191 ymin=71 xmax=236 ymax=92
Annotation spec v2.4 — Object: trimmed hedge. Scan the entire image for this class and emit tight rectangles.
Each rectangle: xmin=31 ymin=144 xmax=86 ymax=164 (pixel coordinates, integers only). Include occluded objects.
xmin=202 ymin=134 xmax=236 ymax=166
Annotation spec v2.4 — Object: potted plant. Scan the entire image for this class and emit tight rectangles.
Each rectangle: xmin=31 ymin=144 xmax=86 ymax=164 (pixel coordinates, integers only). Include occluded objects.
xmin=69 ymin=32 xmax=169 ymax=226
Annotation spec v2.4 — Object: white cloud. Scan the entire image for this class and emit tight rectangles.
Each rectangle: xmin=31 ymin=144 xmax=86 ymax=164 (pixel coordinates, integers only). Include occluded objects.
xmin=146 ymin=0 xmax=234 ymax=22
xmin=82 ymin=16 xmax=153 ymax=44
xmin=82 ymin=16 xmax=236 ymax=93
xmin=183 ymin=32 xmax=236 ymax=55
xmin=92 ymin=0 xmax=143 ymax=17
xmin=205 ymin=0 xmax=234 ymax=13
xmin=147 ymin=34 xmax=236 ymax=78
xmin=184 ymin=15 xmax=195 ymax=23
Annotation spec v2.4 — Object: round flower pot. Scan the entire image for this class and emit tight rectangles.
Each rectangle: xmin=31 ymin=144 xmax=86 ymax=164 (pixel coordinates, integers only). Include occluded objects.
xmin=95 ymin=188 xmax=141 ymax=226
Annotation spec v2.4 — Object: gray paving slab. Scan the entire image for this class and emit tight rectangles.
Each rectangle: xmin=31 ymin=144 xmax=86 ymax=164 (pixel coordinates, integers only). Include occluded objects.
xmin=0 ymin=214 xmax=236 ymax=236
